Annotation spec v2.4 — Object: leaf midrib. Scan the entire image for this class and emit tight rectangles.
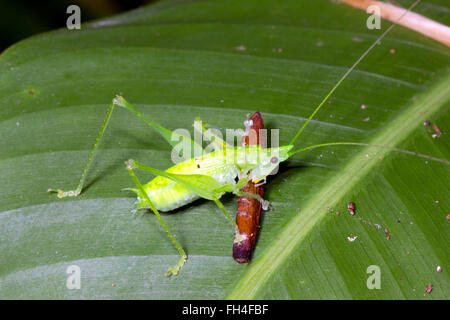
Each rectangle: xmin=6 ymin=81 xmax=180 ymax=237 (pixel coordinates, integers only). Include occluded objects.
xmin=227 ymin=74 xmax=450 ymax=299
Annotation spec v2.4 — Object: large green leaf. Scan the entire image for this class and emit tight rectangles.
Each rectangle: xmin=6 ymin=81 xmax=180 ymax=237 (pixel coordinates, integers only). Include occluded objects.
xmin=0 ymin=0 xmax=449 ymax=299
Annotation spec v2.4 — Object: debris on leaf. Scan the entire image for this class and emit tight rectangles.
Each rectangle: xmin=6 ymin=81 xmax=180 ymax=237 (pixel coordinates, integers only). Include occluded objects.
xmin=423 ymin=120 xmax=431 ymax=126
xmin=425 ymin=283 xmax=432 ymax=293
xmin=436 ymin=266 xmax=442 ymax=273
xmin=432 ymin=124 xmax=442 ymax=137
xmin=384 ymin=228 xmax=391 ymax=240
xmin=348 ymin=202 xmax=356 ymax=215
xmin=347 ymin=236 xmax=358 ymax=242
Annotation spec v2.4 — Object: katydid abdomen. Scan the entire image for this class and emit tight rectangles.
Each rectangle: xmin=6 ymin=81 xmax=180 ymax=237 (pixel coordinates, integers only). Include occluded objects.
xmin=136 ymin=154 xmax=239 ymax=211
xmin=133 ymin=145 xmax=288 ymax=211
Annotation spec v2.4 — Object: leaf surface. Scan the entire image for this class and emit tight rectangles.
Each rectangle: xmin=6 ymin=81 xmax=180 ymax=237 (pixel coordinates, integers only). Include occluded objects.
xmin=0 ymin=0 xmax=449 ymax=299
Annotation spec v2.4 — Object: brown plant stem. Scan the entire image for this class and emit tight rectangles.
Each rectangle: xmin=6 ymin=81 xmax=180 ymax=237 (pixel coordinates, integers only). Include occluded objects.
xmin=233 ymin=112 xmax=265 ymax=263
xmin=341 ymin=0 xmax=450 ymax=46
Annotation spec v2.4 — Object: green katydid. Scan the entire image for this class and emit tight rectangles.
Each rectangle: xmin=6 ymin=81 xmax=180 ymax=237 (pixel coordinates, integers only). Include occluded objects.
xmin=48 ymin=0 xmax=440 ymax=276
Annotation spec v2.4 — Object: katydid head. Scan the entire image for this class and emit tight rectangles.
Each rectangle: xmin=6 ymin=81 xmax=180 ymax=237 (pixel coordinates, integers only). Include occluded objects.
xmin=248 ymin=145 xmax=293 ymax=182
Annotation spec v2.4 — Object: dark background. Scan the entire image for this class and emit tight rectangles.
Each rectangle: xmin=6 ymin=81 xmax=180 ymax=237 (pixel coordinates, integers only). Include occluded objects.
xmin=0 ymin=0 xmax=157 ymax=52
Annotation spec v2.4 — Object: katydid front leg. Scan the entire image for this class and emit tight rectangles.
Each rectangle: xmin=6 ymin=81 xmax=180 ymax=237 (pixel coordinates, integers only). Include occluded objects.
xmin=212 ymin=179 xmax=270 ymax=211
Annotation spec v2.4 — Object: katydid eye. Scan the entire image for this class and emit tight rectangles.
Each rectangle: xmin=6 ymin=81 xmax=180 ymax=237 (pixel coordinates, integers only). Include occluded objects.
xmin=270 ymin=156 xmax=278 ymax=163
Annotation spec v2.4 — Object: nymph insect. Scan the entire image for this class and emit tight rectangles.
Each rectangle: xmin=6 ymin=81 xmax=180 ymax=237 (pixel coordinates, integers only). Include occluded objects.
xmin=48 ymin=1 xmax=433 ymax=276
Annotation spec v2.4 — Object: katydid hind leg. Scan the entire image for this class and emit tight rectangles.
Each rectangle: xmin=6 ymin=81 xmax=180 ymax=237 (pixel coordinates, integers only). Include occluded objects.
xmin=48 ymin=100 xmax=116 ymax=198
xmin=114 ymin=96 xmax=202 ymax=152
xmin=126 ymin=162 xmax=187 ymax=277
xmin=126 ymin=159 xmax=241 ymax=229
xmin=126 ymin=159 xmax=224 ymax=201
xmin=48 ymin=95 xmax=202 ymax=198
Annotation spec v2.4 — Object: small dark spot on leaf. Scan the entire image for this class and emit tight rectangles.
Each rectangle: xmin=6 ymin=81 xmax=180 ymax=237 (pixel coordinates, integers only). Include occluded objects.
xmin=432 ymin=124 xmax=442 ymax=137
xmin=384 ymin=228 xmax=390 ymax=240
xmin=347 ymin=202 xmax=355 ymax=215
